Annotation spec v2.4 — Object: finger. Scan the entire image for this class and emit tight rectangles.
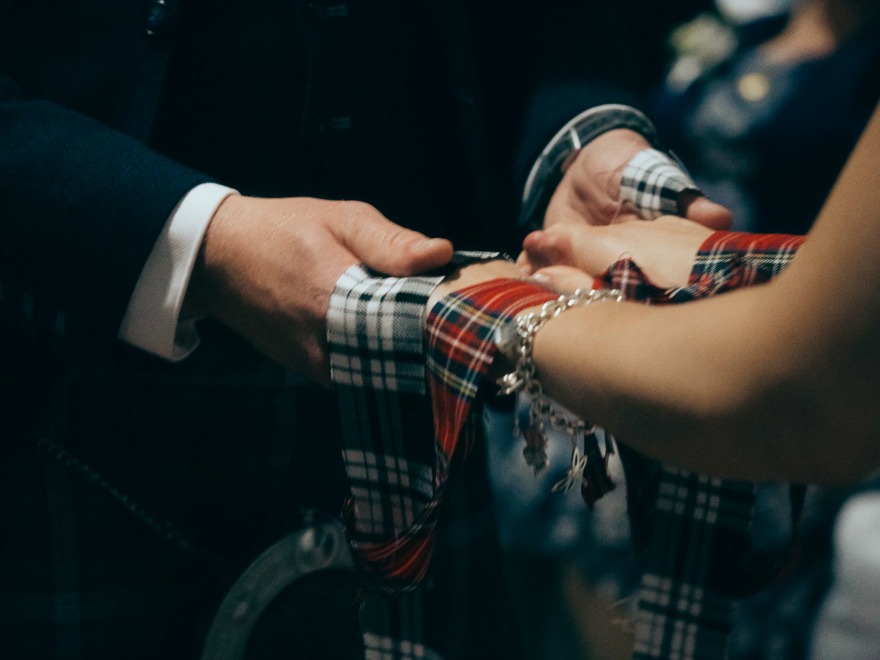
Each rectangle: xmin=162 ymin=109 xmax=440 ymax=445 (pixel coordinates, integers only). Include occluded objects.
xmin=515 ymin=249 xmax=532 ymax=274
xmin=520 ymin=229 xmax=576 ymax=274
xmin=540 ymin=223 xmax=625 ymax=276
xmin=336 ymin=202 xmax=454 ymax=275
xmin=679 ymin=192 xmax=733 ymax=230
xmin=532 ymin=265 xmax=597 ymax=293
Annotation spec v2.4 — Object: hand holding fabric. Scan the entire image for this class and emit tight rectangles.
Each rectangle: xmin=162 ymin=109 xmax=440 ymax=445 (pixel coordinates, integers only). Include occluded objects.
xmin=521 ymin=216 xmax=714 ymax=289
xmin=185 ymin=195 xmax=453 ymax=383
xmin=541 ymin=129 xmax=733 ymax=230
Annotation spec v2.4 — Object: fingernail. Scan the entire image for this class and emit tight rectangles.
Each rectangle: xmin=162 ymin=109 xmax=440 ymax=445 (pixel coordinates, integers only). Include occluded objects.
xmin=415 ymin=237 xmax=450 ymax=253
xmin=529 ymin=273 xmax=550 ymax=284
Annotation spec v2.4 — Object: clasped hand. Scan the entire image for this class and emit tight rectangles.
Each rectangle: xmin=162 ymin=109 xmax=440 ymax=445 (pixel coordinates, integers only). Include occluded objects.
xmin=186 ymin=196 xmax=453 ymax=384
xmin=442 ymin=129 xmax=734 ymax=302
xmin=187 ymin=129 xmax=733 ymax=384
xmin=518 ymin=128 xmax=731 ymax=291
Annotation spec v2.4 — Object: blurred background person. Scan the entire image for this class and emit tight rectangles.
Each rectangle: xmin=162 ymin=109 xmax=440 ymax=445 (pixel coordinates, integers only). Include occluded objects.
xmin=651 ymin=0 xmax=880 ymax=233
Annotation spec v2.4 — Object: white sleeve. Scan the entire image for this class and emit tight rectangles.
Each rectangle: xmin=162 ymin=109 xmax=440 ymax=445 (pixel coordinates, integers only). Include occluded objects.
xmin=117 ymin=182 xmax=238 ymax=361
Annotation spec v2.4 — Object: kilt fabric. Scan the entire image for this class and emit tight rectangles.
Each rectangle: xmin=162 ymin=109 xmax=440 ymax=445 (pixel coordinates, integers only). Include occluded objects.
xmin=604 ymin=230 xmax=805 ymax=659
xmin=329 ymin=230 xmax=804 ymax=659
xmin=329 ymin=260 xmax=557 ymax=591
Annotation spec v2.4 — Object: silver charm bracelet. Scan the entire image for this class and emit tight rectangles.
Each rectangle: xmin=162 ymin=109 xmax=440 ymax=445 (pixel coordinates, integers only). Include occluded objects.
xmin=496 ymin=287 xmax=623 ymax=486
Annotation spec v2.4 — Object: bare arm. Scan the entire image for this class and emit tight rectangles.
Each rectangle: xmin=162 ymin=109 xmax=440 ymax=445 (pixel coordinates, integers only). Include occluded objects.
xmin=529 ymin=103 xmax=880 ymax=484
xmin=432 ymin=104 xmax=880 ymax=485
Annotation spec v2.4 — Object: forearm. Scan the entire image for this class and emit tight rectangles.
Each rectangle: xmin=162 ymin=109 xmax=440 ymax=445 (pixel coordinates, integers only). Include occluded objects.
xmin=440 ymin=249 xmax=874 ymax=484
xmin=529 ymin=286 xmax=810 ymax=479
xmin=430 ymin=104 xmax=880 ymax=485
xmin=431 ymin=257 xmax=792 ymax=479
xmin=533 ymin=106 xmax=880 ymax=484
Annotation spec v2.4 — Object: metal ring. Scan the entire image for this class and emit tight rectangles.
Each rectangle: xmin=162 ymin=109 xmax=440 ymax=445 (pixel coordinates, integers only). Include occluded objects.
xmin=201 ymin=521 xmax=355 ymax=660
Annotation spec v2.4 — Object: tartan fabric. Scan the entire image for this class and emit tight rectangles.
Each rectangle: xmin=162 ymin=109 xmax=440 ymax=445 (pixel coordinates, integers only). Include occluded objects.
xmin=619 ymin=148 xmax=700 ymax=220
xmin=597 ymin=229 xmax=804 ymax=659
xmin=328 ymin=267 xmax=439 ymax=394
xmin=2 ymin=366 xmax=366 ymax=660
xmin=329 ymin=230 xmax=804 ymax=659
xmin=328 ymin=265 xmax=445 ymax=590
xmin=359 ymin=427 xmax=528 ymax=660
xmin=329 ymin=262 xmax=554 ymax=659
xmin=680 ymin=231 xmax=805 ymax=299
xmin=329 ymin=266 xmax=556 ymax=591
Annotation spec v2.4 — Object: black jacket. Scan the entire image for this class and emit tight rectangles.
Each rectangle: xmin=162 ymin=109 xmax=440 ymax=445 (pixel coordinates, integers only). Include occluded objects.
xmin=0 ymin=1 xmax=706 ymax=656
xmin=0 ymin=2 xmax=527 ymax=657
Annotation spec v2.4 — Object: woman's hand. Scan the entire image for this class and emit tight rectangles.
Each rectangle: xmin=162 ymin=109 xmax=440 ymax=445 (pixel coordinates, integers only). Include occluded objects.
xmin=518 ymin=216 xmax=714 ymax=289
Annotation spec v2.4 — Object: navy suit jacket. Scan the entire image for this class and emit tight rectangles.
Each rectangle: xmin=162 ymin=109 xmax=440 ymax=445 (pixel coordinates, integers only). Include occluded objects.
xmin=0 ymin=2 xmax=534 ymax=656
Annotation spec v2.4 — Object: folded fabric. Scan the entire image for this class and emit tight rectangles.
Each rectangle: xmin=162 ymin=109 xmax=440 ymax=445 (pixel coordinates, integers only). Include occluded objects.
xmin=599 ymin=230 xmax=804 ymax=659
xmin=328 ymin=230 xmax=805 ymax=659
xmin=328 ymin=259 xmax=556 ymax=592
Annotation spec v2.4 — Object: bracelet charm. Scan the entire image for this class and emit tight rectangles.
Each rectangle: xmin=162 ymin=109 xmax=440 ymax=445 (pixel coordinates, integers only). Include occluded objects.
xmin=497 ymin=287 xmax=623 ymax=505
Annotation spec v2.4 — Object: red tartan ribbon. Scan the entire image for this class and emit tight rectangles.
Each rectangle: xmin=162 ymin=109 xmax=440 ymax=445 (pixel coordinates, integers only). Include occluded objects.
xmin=426 ymin=278 xmax=559 ymax=457
xmin=356 ymin=279 xmax=557 ymax=590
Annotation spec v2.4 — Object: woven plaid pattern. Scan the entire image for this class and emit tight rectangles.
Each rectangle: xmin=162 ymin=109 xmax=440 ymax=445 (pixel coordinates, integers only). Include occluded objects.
xmin=620 ymin=148 xmax=700 ymax=220
xmin=329 ymin=262 xmax=554 ymax=659
xmin=598 ymin=229 xmax=804 ymax=659
xmin=328 ymin=265 xmax=445 ymax=589
xmin=329 ymin=265 xmax=556 ymax=591
xmin=329 ymin=230 xmax=803 ymax=659
xmin=677 ymin=231 xmax=805 ymax=299
xmin=328 ymin=267 xmax=440 ymax=394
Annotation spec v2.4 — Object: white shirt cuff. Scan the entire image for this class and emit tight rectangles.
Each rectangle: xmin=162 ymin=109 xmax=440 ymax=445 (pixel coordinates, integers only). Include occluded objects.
xmin=118 ymin=183 xmax=238 ymax=361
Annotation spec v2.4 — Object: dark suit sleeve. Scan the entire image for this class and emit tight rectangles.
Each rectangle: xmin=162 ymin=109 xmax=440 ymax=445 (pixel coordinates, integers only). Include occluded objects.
xmin=0 ymin=75 xmax=212 ymax=347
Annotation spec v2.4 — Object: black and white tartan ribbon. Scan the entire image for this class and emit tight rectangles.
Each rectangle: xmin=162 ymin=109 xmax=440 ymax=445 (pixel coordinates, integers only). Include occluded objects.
xmin=520 ymin=104 xmax=663 ymax=229
xmin=328 ymin=253 xmax=520 ymax=658
xmin=620 ymin=148 xmax=701 ymax=220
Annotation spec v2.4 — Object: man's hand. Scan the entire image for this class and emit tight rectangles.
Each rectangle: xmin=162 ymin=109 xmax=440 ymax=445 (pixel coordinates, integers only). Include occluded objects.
xmin=186 ymin=195 xmax=453 ymax=383
xmin=520 ymin=216 xmax=714 ymax=290
xmin=541 ymin=129 xmax=732 ymax=230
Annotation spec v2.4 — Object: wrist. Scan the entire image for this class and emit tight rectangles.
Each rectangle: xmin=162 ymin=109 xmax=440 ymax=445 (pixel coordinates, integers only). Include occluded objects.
xmin=185 ymin=193 xmax=249 ymax=320
xmin=496 ymin=287 xmax=624 ymax=394
xmin=520 ymin=104 xmax=664 ymax=229
xmin=427 ymin=259 xmax=523 ymax=309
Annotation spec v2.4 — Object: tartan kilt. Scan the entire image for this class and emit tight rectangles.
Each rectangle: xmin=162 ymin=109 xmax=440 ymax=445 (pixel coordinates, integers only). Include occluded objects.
xmin=0 ymin=321 xmax=521 ymax=659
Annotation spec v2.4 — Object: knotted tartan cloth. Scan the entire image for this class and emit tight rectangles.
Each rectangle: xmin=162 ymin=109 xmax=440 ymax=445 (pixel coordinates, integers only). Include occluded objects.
xmin=328 ymin=255 xmax=558 ymax=592
xmin=328 ymin=232 xmax=804 ymax=659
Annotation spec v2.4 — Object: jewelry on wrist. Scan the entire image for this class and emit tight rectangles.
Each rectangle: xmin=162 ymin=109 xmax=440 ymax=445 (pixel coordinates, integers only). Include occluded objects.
xmin=496 ymin=286 xmax=623 ymax=395
xmin=495 ymin=287 xmax=623 ymax=504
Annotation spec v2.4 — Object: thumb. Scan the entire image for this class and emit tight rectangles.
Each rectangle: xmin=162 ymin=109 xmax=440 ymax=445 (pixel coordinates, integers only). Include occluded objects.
xmin=338 ymin=204 xmax=454 ymax=276
xmin=532 ymin=265 xmax=599 ymax=293
xmin=519 ymin=229 xmax=576 ymax=275
xmin=680 ymin=192 xmax=733 ymax=230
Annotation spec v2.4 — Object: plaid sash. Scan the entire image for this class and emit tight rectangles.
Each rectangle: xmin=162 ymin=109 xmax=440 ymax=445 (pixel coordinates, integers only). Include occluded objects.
xmin=328 ymin=262 xmax=556 ymax=591
xmin=604 ymin=231 xmax=805 ymax=659
xmin=328 ymin=231 xmax=804 ymax=659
